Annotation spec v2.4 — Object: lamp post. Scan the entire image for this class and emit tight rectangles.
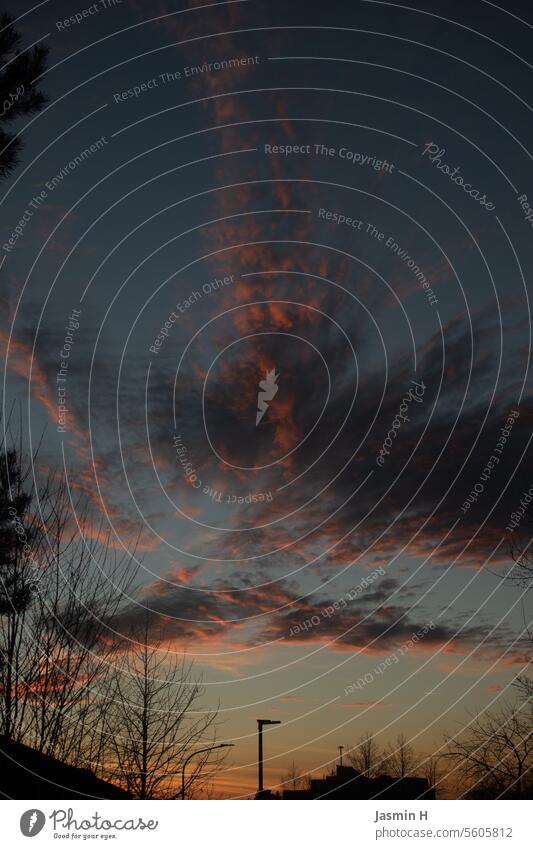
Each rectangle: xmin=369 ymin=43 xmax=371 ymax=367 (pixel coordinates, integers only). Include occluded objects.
xmin=180 ymin=743 xmax=233 ymax=800
xmin=257 ymin=719 xmax=281 ymax=797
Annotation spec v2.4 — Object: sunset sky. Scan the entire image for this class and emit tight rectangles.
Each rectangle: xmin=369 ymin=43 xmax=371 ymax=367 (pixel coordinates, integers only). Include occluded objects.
xmin=2 ymin=0 xmax=533 ymax=797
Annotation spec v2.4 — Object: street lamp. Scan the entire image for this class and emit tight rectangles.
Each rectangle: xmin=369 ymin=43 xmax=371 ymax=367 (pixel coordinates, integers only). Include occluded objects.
xmin=257 ymin=719 xmax=281 ymax=797
xmin=180 ymin=743 xmax=234 ymax=800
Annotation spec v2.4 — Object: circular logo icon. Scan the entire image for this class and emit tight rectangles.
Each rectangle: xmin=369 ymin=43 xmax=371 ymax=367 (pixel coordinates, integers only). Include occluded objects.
xmin=20 ymin=809 xmax=46 ymax=837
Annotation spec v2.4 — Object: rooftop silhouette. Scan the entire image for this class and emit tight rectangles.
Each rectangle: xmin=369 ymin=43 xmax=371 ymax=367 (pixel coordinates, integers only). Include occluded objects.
xmin=281 ymin=764 xmax=434 ymax=801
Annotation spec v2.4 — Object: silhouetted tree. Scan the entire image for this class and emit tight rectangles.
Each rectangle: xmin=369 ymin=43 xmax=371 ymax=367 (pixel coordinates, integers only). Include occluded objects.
xmin=384 ymin=733 xmax=417 ymax=778
xmin=445 ymin=699 xmax=533 ymax=798
xmin=514 ymin=674 xmax=533 ymax=703
xmin=0 ymin=13 xmax=48 ymax=178
xmin=0 ymin=432 xmax=51 ymax=739
xmin=105 ymin=614 xmax=224 ymax=799
xmin=347 ymin=732 xmax=382 ymax=778
xmin=509 ymin=535 xmax=533 ymax=587
xmin=0 ymin=425 xmax=138 ymax=765
xmin=422 ymin=753 xmax=443 ymax=796
xmin=28 ymin=505 xmax=139 ymax=766
xmin=280 ymin=760 xmax=306 ymax=792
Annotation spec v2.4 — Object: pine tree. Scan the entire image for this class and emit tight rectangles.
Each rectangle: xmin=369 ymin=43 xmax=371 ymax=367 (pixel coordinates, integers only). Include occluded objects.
xmin=0 ymin=13 xmax=48 ymax=179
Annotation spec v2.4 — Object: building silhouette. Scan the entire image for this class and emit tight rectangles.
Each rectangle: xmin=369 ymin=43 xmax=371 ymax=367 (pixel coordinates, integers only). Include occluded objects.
xmin=282 ymin=764 xmax=435 ymax=800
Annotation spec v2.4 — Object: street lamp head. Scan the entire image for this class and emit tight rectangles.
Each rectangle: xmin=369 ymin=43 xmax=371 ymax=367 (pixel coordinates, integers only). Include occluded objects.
xmin=257 ymin=719 xmax=281 ymax=725
xmin=180 ymin=743 xmax=235 ymax=799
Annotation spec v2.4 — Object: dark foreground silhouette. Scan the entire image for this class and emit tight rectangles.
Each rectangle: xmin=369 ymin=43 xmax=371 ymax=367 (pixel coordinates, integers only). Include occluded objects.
xmin=0 ymin=735 xmax=131 ymax=800
xmin=278 ymin=764 xmax=435 ymax=800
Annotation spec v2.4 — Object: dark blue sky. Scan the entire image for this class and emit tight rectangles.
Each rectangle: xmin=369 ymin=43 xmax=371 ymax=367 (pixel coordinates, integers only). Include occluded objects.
xmin=1 ymin=0 xmax=533 ymax=796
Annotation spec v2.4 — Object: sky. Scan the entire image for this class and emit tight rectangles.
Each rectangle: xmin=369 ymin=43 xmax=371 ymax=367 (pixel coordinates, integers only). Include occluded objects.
xmin=1 ymin=0 xmax=533 ymax=797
